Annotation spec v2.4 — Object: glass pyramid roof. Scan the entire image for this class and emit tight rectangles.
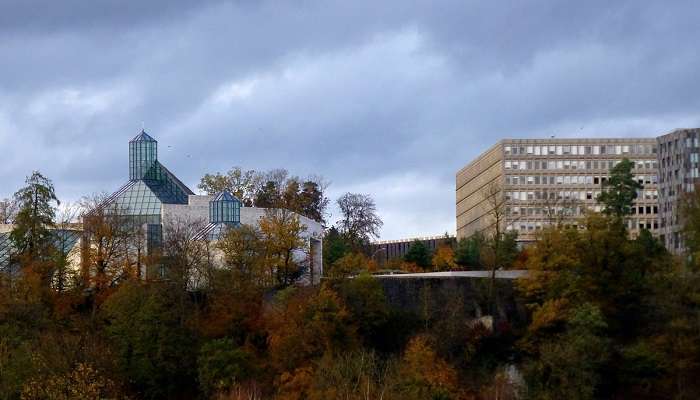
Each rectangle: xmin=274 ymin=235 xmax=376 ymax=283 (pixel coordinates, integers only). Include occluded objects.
xmin=212 ymin=191 xmax=240 ymax=202
xmin=130 ymin=130 xmax=157 ymax=142
xmin=101 ymin=160 xmax=193 ymax=219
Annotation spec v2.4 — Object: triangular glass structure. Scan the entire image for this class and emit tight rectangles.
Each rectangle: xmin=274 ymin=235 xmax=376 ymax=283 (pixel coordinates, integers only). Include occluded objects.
xmin=100 ymin=131 xmax=194 ymax=227
xmin=193 ymin=191 xmax=241 ymax=240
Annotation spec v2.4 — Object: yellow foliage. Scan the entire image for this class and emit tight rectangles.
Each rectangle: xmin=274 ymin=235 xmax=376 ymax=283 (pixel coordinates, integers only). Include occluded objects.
xmin=275 ymin=366 xmax=314 ymax=400
xmin=267 ymin=286 xmax=356 ymax=375
xmin=399 ymin=335 xmax=459 ymax=396
xmin=21 ymin=363 xmax=125 ymax=400
xmin=432 ymin=245 xmax=458 ymax=271
xmin=528 ymin=298 xmax=570 ymax=335
xmin=330 ymin=252 xmax=369 ymax=278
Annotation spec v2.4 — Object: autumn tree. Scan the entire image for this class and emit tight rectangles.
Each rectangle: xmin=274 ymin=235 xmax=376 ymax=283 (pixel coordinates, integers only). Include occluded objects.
xmin=432 ymin=244 xmax=457 ymax=271
xmin=199 ymin=167 xmax=330 ymax=223
xmin=282 ymin=178 xmax=302 ymax=213
xmin=523 ymin=303 xmax=610 ymax=400
xmin=198 ymin=224 xmax=266 ymax=340
xmin=597 ymin=158 xmax=642 ymax=219
xmin=326 ymin=252 xmax=369 ymax=280
xmin=101 ymin=281 xmax=197 ymax=399
xmin=479 ymin=181 xmax=520 ymax=313
xmin=80 ymin=195 xmax=145 ymax=312
xmin=0 ymin=198 xmax=18 ymax=224
xmin=217 ymin=224 xmax=266 ymax=289
xmin=336 ymin=193 xmax=383 ymax=252
xmin=51 ymin=203 xmax=82 ymax=293
xmin=161 ymin=216 xmax=211 ymax=291
xmin=518 ymin=214 xmax=664 ymax=339
xmin=335 ymin=273 xmax=390 ymax=349
xmin=395 ymin=335 xmax=459 ymax=400
xmin=198 ymin=167 xmax=261 ymax=207
xmin=259 ymin=209 xmax=308 ymax=287
xmin=197 ymin=338 xmax=255 ymax=396
xmin=267 ymin=285 xmax=357 ymax=386
xmin=299 ymin=180 xmax=329 ymax=223
xmin=255 ymin=181 xmax=282 ymax=209
xmin=534 ymin=187 xmax=583 ymax=228
xmin=304 ymin=350 xmax=394 ymax=400
xmin=645 ymin=269 xmax=700 ymax=398
xmin=518 ymin=213 xmax=676 ymax=398
xmin=21 ymin=363 xmax=127 ymax=400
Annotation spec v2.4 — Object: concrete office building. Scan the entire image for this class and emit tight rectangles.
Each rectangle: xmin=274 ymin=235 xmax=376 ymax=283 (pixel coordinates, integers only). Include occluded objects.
xmin=656 ymin=128 xmax=700 ymax=252
xmin=456 ymin=138 xmax=659 ymax=242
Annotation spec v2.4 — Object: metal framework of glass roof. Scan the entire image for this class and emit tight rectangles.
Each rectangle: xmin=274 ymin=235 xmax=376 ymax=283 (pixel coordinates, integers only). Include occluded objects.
xmin=0 ymin=232 xmax=11 ymax=270
xmin=0 ymin=229 xmax=81 ymax=271
xmin=193 ymin=191 xmax=242 ymax=240
xmin=101 ymin=131 xmax=194 ymax=220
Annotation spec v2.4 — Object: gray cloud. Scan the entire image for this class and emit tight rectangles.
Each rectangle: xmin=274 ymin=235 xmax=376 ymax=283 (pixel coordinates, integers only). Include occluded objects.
xmin=1 ymin=0 xmax=700 ymax=239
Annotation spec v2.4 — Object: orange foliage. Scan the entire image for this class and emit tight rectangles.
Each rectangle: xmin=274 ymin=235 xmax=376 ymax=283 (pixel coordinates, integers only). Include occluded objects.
xmin=275 ymin=366 xmax=314 ymax=400
xmin=197 ymin=288 xmax=264 ymax=339
xmin=399 ymin=335 xmax=459 ymax=397
xmin=432 ymin=245 xmax=458 ymax=271
xmin=266 ymin=286 xmax=357 ymax=375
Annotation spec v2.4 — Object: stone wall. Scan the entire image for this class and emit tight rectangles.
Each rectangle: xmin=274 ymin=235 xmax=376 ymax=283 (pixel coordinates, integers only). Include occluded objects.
xmin=376 ymin=276 xmax=527 ymax=327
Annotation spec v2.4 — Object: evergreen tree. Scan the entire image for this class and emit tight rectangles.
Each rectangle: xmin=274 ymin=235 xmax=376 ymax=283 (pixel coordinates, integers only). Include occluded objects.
xmin=299 ymin=181 xmax=328 ymax=224
xmin=0 ymin=198 xmax=18 ymax=224
xmin=404 ymin=240 xmax=432 ymax=269
xmin=255 ymin=181 xmax=282 ymax=208
xmin=10 ymin=171 xmax=59 ymax=262
xmin=454 ymin=233 xmax=485 ymax=267
xmin=596 ymin=158 xmax=642 ymax=218
xmin=322 ymin=226 xmax=349 ymax=268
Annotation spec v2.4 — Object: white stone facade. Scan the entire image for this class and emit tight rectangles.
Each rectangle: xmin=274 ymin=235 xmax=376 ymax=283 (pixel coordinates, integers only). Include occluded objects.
xmin=162 ymin=195 xmax=324 ymax=284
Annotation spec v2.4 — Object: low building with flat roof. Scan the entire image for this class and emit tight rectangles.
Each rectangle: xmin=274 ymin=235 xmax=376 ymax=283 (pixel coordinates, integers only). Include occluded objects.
xmin=370 ymin=234 xmax=455 ymax=265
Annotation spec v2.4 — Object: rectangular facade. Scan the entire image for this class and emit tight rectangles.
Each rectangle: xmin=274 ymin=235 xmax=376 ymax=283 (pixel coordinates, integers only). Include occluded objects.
xmin=456 ymin=143 xmax=504 ymax=240
xmin=457 ymin=138 xmax=659 ymax=242
xmin=371 ymin=235 xmax=456 ymax=265
xmin=656 ymin=128 xmax=700 ymax=252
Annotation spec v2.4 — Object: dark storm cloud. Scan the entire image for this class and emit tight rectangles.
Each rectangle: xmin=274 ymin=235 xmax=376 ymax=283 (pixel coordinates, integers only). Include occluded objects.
xmin=1 ymin=0 xmax=700 ymax=238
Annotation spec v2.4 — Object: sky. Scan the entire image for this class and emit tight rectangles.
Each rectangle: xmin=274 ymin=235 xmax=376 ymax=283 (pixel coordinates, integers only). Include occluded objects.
xmin=1 ymin=0 xmax=700 ymax=240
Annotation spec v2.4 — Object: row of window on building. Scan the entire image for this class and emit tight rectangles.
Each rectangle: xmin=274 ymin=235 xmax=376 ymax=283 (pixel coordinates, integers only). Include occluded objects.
xmin=505 ymin=218 xmax=658 ymax=233
xmin=507 ymin=205 xmax=590 ymax=218
xmin=658 ymin=137 xmax=700 ymax=154
xmin=504 ymin=144 xmax=657 ymax=156
xmin=504 ymin=159 xmax=657 ymax=171
xmin=505 ymin=189 xmax=659 ymax=202
xmin=505 ymin=174 xmax=657 ymax=186
xmin=659 ymin=153 xmax=700 ymax=169
xmin=658 ymin=183 xmax=698 ymax=199
xmin=659 ymin=167 xmax=700 ymax=183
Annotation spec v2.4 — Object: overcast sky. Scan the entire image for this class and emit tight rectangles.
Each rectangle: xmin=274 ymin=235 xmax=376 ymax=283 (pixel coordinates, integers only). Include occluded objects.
xmin=1 ymin=1 xmax=700 ymax=239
